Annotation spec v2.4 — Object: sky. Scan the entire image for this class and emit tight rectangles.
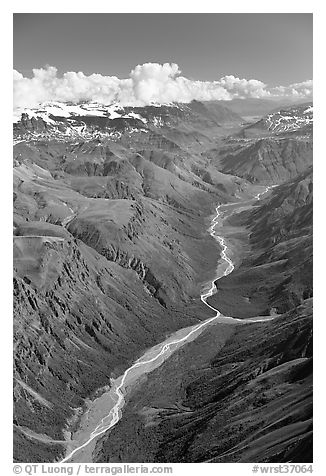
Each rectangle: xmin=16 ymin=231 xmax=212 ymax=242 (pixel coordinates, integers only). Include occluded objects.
xmin=13 ymin=13 xmax=313 ymax=108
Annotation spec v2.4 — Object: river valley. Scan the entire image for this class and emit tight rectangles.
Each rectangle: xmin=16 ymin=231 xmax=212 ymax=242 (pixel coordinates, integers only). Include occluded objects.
xmin=60 ymin=185 xmax=274 ymax=463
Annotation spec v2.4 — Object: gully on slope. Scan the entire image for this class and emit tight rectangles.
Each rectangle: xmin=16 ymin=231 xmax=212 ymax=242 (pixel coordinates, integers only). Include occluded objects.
xmin=60 ymin=185 xmax=274 ymax=464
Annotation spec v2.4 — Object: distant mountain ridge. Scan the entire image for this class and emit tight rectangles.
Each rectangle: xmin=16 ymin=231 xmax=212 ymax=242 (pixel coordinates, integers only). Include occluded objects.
xmin=239 ymin=102 xmax=313 ymax=137
xmin=218 ymin=97 xmax=311 ymax=117
xmin=13 ymin=100 xmax=244 ymax=144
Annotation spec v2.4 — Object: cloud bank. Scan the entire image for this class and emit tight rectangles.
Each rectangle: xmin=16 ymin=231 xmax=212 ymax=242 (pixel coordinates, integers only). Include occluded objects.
xmin=13 ymin=63 xmax=313 ymax=109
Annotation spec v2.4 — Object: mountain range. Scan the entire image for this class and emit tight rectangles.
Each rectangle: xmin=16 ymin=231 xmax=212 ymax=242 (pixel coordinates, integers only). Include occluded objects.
xmin=13 ymin=98 xmax=313 ymax=463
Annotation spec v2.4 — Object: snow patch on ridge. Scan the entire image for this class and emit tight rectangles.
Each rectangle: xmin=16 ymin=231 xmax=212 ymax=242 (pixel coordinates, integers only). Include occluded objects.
xmin=13 ymin=101 xmax=150 ymax=124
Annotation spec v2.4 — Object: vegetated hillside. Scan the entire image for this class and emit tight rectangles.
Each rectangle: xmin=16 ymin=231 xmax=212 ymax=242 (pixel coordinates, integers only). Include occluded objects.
xmin=94 ymin=299 xmax=312 ymax=463
xmin=207 ymin=168 xmax=312 ymax=318
xmin=13 ymin=102 xmax=246 ymax=462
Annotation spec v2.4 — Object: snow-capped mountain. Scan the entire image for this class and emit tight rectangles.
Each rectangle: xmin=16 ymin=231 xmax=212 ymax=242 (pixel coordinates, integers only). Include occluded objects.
xmin=13 ymin=101 xmax=150 ymax=124
xmin=252 ymin=103 xmax=313 ymax=134
xmin=235 ymin=102 xmax=313 ymax=140
xmin=263 ymin=103 xmax=313 ymax=133
xmin=13 ymin=100 xmax=243 ymax=144
xmin=13 ymin=102 xmax=153 ymax=143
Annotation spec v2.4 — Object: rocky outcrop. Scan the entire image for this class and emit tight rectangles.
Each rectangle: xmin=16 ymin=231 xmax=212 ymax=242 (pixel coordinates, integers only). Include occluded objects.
xmin=14 ymin=113 xmax=50 ymax=135
xmin=13 ymin=235 xmax=203 ymax=462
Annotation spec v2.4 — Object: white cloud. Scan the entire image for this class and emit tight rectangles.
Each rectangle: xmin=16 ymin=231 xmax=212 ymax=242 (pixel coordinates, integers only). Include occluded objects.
xmin=271 ymin=79 xmax=313 ymax=98
xmin=219 ymin=75 xmax=270 ymax=98
xmin=13 ymin=63 xmax=313 ymax=109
